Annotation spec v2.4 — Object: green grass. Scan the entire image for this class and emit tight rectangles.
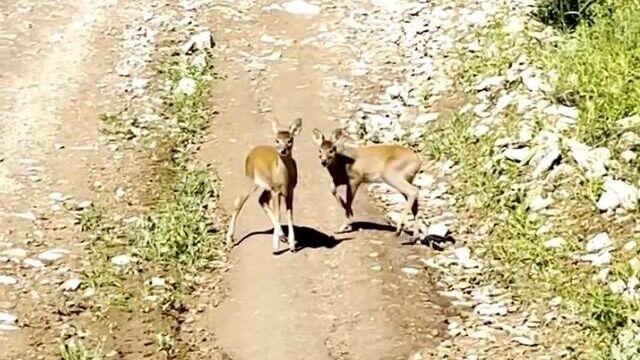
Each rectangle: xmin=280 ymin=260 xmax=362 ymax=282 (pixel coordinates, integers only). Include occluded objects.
xmin=424 ymin=3 xmax=640 ymax=356
xmin=541 ymin=1 xmax=640 ymax=146
xmin=58 ymin=341 xmax=102 ymax=360
xmin=76 ymin=50 xmax=222 ymax=356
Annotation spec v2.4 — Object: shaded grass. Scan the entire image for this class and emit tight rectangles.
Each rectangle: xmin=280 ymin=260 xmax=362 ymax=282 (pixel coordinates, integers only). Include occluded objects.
xmin=542 ymin=1 xmax=640 ymax=146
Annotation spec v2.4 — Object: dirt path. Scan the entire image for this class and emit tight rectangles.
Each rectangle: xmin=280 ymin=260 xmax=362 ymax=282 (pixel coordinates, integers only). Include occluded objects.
xmin=0 ymin=0 xmax=132 ymax=357
xmin=198 ymin=2 xmax=448 ymax=359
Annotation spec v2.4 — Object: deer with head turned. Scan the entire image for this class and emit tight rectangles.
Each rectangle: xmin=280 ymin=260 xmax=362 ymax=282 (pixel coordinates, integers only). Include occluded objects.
xmin=311 ymin=128 xmax=423 ymax=241
xmin=226 ymin=117 xmax=302 ymax=254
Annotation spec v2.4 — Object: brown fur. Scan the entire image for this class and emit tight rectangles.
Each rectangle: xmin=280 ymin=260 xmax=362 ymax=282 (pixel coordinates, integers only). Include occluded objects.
xmin=226 ymin=118 xmax=302 ymax=254
xmin=312 ymin=128 xmax=422 ymax=239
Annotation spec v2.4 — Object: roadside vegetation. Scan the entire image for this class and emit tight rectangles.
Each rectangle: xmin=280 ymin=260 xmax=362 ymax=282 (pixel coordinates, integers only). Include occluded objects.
xmin=423 ymin=0 xmax=640 ymax=358
xmin=60 ymin=48 xmax=225 ymax=358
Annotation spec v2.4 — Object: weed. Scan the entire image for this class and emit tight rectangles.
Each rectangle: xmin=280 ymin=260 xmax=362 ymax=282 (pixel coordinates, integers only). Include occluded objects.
xmin=58 ymin=340 xmax=102 ymax=360
xmin=155 ymin=332 xmax=178 ymax=358
xmin=543 ymin=1 xmax=640 ymax=145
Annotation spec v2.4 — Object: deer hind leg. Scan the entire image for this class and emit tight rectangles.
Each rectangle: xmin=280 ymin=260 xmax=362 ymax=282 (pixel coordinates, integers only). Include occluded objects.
xmin=384 ymin=171 xmax=419 ymax=238
xmin=258 ymin=190 xmax=285 ymax=253
xmin=226 ymin=185 xmax=258 ymax=249
xmin=272 ymin=192 xmax=287 ymax=244
xmin=285 ymin=191 xmax=296 ymax=252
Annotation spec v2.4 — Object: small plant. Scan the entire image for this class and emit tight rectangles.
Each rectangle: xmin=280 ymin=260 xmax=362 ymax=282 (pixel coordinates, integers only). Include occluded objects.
xmin=58 ymin=340 xmax=102 ymax=360
xmin=98 ymin=113 xmax=135 ymax=139
xmin=155 ymin=332 xmax=178 ymax=358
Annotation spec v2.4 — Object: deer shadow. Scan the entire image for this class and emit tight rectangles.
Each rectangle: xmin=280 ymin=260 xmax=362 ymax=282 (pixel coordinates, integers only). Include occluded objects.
xmin=236 ymin=225 xmax=344 ymax=254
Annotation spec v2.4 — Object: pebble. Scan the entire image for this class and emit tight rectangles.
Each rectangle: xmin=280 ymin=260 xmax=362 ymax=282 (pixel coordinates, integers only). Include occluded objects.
xmin=503 ymin=148 xmax=530 ymax=162
xmin=23 ymin=258 xmax=44 ymax=268
xmin=1 ymin=248 xmax=27 ymax=259
xmin=60 ymin=278 xmax=82 ymax=291
xmin=281 ymin=0 xmax=321 ymax=15
xmin=0 ymin=312 xmax=17 ymax=325
xmin=401 ymin=267 xmax=420 ymax=276
xmin=38 ymin=248 xmax=70 ymax=262
xmin=543 ymin=237 xmax=565 ymax=249
xmin=176 ymin=77 xmax=197 ymax=95
xmin=0 ymin=275 xmax=17 ymax=285
xmin=474 ymin=302 xmax=508 ymax=316
xmin=111 ymin=254 xmax=131 ymax=266
xmin=427 ymin=223 xmax=449 ymax=237
xmin=586 ymin=232 xmax=612 ymax=253
xmin=180 ymin=30 xmax=215 ymax=54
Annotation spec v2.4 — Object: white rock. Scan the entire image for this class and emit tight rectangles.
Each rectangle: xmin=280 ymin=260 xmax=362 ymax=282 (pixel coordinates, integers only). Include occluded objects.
xmin=180 ymin=30 xmax=214 ymax=53
xmin=629 ymin=258 xmax=640 ymax=275
xmin=260 ymin=34 xmax=277 ymax=43
xmin=0 ymin=312 xmax=17 ymax=325
xmin=176 ymin=77 xmax=197 ymax=95
xmin=528 ymin=195 xmax=553 ymax=211
xmin=23 ymin=258 xmax=44 ymax=268
xmin=597 ymin=178 xmax=639 ymax=211
xmin=581 ymin=251 xmax=611 ymax=267
xmin=15 ymin=211 xmax=36 ymax=222
xmin=532 ymin=148 xmax=561 ymax=177
xmin=454 ymin=247 xmax=480 ymax=269
xmin=513 ymin=336 xmax=536 ymax=346
xmin=467 ymin=10 xmax=487 ymax=26
xmin=427 ymin=223 xmax=448 ymax=237
xmin=565 ymin=139 xmax=609 ymax=178
xmin=472 ymin=124 xmax=490 ymax=138
xmin=415 ymin=113 xmax=438 ymax=125
xmin=503 ymin=148 xmax=530 ymax=162
xmin=60 ymin=278 xmax=81 ymax=291
xmin=521 ymin=68 xmax=542 ymax=92
xmin=624 ymin=241 xmax=638 ymax=252
xmin=38 ymin=248 xmax=70 ymax=262
xmin=617 ymin=115 xmax=640 ymax=128
xmin=597 ymin=267 xmax=611 ymax=281
xmin=111 ymin=254 xmax=131 ymax=266
xmin=621 ymin=150 xmax=637 ymax=162
xmin=281 ymin=0 xmax=320 ymax=15
xmin=76 ymin=200 xmax=92 ymax=210
xmin=549 ymin=297 xmax=562 ymax=307
xmin=48 ymin=192 xmax=66 ymax=202
xmin=401 ymin=267 xmax=420 ymax=276
xmin=475 ymin=76 xmax=504 ymax=91
xmin=495 ymin=93 xmax=514 ymax=111
xmin=0 ymin=324 xmax=18 ymax=331
xmin=1 ymin=248 xmax=27 ymax=259
xmin=0 ymin=275 xmax=17 ymax=285
xmin=544 ymin=237 xmax=565 ymax=249
xmin=545 ymin=104 xmax=579 ymax=119
xmin=586 ymin=233 xmax=612 ymax=253
xmin=505 ymin=16 xmax=525 ymax=34
xmin=609 ymin=279 xmax=627 ymax=294
xmin=474 ymin=302 xmax=507 ymax=316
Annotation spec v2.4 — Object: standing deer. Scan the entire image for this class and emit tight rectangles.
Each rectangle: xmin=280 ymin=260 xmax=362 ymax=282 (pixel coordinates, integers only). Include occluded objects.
xmin=226 ymin=117 xmax=302 ymax=254
xmin=311 ymin=128 xmax=423 ymax=241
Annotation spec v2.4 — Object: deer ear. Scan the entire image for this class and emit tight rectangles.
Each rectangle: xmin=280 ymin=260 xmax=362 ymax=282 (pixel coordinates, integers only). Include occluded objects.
xmin=289 ymin=117 xmax=302 ymax=136
xmin=331 ymin=128 xmax=343 ymax=142
xmin=311 ymin=128 xmax=325 ymax=145
xmin=270 ymin=118 xmax=280 ymax=134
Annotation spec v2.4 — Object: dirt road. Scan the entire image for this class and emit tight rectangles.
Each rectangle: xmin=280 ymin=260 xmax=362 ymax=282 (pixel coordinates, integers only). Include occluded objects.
xmin=0 ymin=0 xmax=127 ymax=356
xmin=198 ymin=2 xmax=449 ymax=359
xmin=2 ymin=0 xmax=450 ymax=358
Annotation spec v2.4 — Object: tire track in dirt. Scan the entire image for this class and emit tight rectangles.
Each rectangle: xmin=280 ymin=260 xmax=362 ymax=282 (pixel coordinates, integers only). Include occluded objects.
xmin=0 ymin=0 xmax=138 ymax=357
xmin=196 ymin=1 xmax=449 ymax=359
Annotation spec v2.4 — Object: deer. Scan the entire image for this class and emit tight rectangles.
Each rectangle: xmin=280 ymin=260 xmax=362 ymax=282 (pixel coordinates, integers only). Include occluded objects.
xmin=311 ymin=128 xmax=423 ymax=241
xmin=226 ymin=117 xmax=302 ymax=254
